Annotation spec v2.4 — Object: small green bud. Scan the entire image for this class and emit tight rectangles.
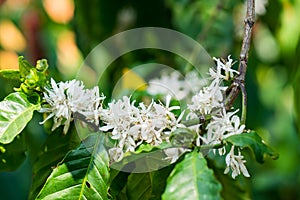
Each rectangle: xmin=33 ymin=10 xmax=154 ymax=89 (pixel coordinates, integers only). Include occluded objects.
xmin=36 ymin=59 xmax=48 ymax=72
xmin=0 ymin=146 xmax=6 ymax=153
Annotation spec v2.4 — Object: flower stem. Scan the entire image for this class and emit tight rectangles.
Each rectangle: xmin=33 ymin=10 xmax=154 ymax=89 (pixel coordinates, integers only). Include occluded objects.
xmin=240 ymin=83 xmax=247 ymax=124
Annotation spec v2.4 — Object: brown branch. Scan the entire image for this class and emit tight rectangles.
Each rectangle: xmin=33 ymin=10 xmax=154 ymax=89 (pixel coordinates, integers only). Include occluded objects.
xmin=225 ymin=0 xmax=255 ymax=118
xmin=73 ymin=112 xmax=100 ymax=132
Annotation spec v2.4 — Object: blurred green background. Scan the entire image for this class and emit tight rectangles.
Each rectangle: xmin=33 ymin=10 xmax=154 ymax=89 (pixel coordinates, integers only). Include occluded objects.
xmin=0 ymin=0 xmax=299 ymax=199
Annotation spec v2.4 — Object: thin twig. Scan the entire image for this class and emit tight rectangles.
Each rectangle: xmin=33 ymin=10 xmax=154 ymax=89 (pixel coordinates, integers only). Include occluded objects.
xmin=225 ymin=0 xmax=255 ymax=124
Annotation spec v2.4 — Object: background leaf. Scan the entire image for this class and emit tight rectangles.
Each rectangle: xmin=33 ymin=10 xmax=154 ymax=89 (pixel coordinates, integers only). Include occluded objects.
xmin=162 ymin=151 xmax=222 ymax=200
xmin=111 ymin=165 xmax=173 ymax=200
xmin=0 ymin=133 xmax=26 ymax=172
xmin=207 ymin=158 xmax=251 ymax=200
xmin=0 ymin=92 xmax=40 ymax=144
xmin=36 ymin=133 xmax=109 ymax=200
xmin=215 ymin=169 xmax=251 ymax=200
xmin=225 ymin=131 xmax=279 ymax=163
xmin=29 ymin=127 xmax=80 ymax=200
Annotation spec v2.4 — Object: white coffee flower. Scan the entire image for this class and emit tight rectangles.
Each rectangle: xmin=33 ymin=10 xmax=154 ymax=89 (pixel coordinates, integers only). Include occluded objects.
xmin=213 ymin=55 xmax=239 ymax=80
xmin=109 ymin=147 xmax=124 ymax=162
xmin=40 ymin=78 xmax=103 ymax=134
xmin=147 ymin=71 xmax=188 ymax=100
xmin=188 ymin=84 xmax=226 ymax=116
xmin=101 ymin=95 xmax=184 ymax=162
xmin=147 ymin=71 xmax=206 ymax=101
xmin=202 ymin=109 xmax=245 ymax=146
xmin=164 ymin=147 xmax=189 ymax=164
xmin=80 ymin=86 xmax=105 ymax=126
xmin=255 ymin=0 xmax=268 ymax=16
xmin=224 ymin=145 xmax=250 ymax=179
xmin=208 ymin=65 xmax=225 ymax=86
xmin=185 ymin=71 xmax=208 ymax=94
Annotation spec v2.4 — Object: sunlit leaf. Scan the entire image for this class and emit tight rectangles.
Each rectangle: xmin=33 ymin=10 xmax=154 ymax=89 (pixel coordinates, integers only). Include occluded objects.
xmin=29 ymin=128 xmax=80 ymax=200
xmin=36 ymin=133 xmax=110 ymax=200
xmin=0 ymin=92 xmax=40 ymax=144
xmin=162 ymin=151 xmax=222 ymax=200
xmin=225 ymin=131 xmax=279 ymax=163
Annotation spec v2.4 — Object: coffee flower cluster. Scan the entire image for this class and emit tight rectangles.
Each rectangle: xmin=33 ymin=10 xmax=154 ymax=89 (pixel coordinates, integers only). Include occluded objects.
xmin=99 ymin=95 xmax=184 ymax=162
xmin=189 ymin=56 xmax=249 ymax=178
xmin=40 ymin=78 xmax=105 ymax=134
xmin=40 ymin=55 xmax=249 ymax=179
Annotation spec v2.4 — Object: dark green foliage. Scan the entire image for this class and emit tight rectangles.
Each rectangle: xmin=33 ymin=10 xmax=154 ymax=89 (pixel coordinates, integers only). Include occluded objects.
xmin=225 ymin=131 xmax=279 ymax=163
xmin=162 ymin=151 xmax=222 ymax=200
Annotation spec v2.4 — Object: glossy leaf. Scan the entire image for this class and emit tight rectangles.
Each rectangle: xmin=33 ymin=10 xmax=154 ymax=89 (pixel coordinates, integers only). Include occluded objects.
xmin=225 ymin=131 xmax=279 ymax=163
xmin=0 ymin=92 xmax=40 ymax=144
xmin=162 ymin=151 xmax=222 ymax=200
xmin=36 ymin=133 xmax=110 ymax=200
xmin=29 ymin=128 xmax=80 ymax=200
xmin=0 ymin=133 xmax=26 ymax=172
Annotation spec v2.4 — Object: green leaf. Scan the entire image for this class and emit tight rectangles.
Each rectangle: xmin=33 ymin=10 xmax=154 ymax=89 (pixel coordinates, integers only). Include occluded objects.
xmin=29 ymin=128 xmax=81 ymax=200
xmin=149 ymin=166 xmax=174 ymax=200
xmin=108 ymin=170 xmax=130 ymax=199
xmin=162 ymin=151 xmax=222 ymax=200
xmin=0 ymin=92 xmax=40 ymax=144
xmin=0 ymin=133 xmax=26 ymax=172
xmin=123 ymin=165 xmax=174 ymax=200
xmin=225 ymin=131 xmax=279 ymax=163
xmin=135 ymin=142 xmax=171 ymax=153
xmin=111 ymin=142 xmax=171 ymax=173
xmin=126 ymin=173 xmax=152 ymax=200
xmin=0 ymin=70 xmax=20 ymax=79
xmin=36 ymin=133 xmax=110 ymax=200
xmin=19 ymin=56 xmax=34 ymax=78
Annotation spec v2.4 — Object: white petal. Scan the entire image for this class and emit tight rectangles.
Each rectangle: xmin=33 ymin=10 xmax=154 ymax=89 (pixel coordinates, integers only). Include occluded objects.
xmin=239 ymin=163 xmax=250 ymax=177
xmin=100 ymin=125 xmax=114 ymax=132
